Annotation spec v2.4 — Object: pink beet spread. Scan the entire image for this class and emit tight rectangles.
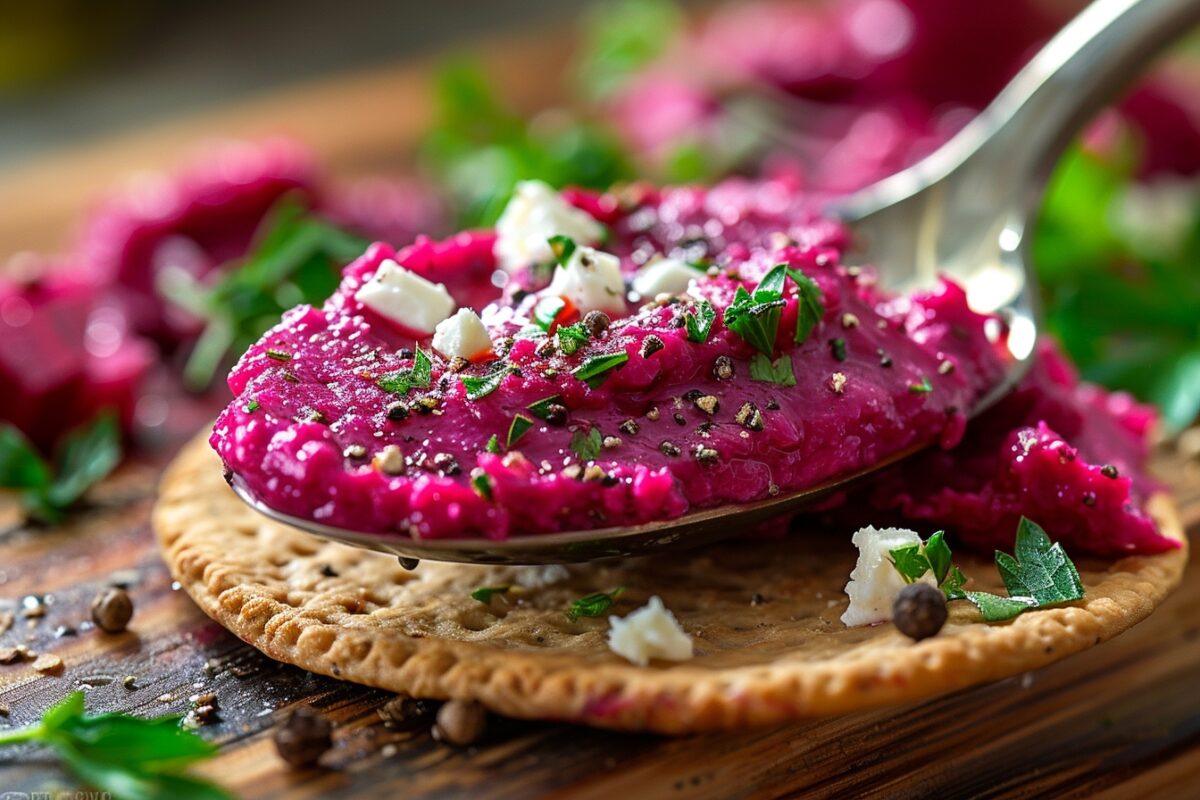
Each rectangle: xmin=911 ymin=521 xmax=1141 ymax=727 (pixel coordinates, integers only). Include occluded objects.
xmin=211 ymin=178 xmax=1017 ymax=541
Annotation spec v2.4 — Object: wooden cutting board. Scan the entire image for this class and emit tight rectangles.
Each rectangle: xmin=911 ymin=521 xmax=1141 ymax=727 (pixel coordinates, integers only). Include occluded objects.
xmin=2 ymin=36 xmax=1200 ymax=800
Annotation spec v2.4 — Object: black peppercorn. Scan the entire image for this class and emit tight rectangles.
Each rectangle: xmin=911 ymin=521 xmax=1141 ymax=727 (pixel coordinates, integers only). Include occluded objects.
xmin=639 ymin=335 xmax=665 ymax=358
xmin=377 ymin=695 xmax=438 ymax=731
xmin=386 ymin=401 xmax=409 ymax=421
xmin=712 ymin=355 xmax=734 ymax=381
xmin=892 ymin=584 xmax=947 ymax=641
xmin=583 ymin=310 xmax=611 ymax=337
xmin=1101 ymin=464 xmax=1119 ymax=479
xmin=274 ymin=707 xmax=333 ymax=768
xmin=432 ymin=700 xmax=487 ymax=746
xmin=544 ymin=403 xmax=569 ymax=426
xmin=91 ymin=588 xmax=133 ymax=634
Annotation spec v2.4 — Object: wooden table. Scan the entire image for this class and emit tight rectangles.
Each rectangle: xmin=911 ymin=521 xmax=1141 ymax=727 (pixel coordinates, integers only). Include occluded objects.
xmin=2 ymin=38 xmax=1200 ymax=800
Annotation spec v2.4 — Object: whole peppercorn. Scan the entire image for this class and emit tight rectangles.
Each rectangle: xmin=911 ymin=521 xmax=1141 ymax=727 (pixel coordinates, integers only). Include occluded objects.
xmin=91 ymin=588 xmax=134 ymax=634
xmin=385 ymin=401 xmax=409 ymax=421
xmin=712 ymin=355 xmax=734 ymax=381
xmin=892 ymin=584 xmax=948 ymax=641
xmin=582 ymin=310 xmax=611 ymax=337
xmin=433 ymin=700 xmax=487 ymax=746
xmin=274 ymin=707 xmax=333 ymax=768
xmin=543 ymin=403 xmax=569 ymax=426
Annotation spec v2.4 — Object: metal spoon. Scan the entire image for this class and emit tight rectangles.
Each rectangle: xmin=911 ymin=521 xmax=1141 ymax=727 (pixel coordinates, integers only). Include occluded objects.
xmin=232 ymin=0 xmax=1200 ymax=564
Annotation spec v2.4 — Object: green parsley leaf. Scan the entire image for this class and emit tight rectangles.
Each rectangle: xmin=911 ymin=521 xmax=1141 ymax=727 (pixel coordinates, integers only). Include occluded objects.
xmin=573 ymin=351 xmax=629 ymax=387
xmin=0 ymin=691 xmax=230 ymax=800
xmin=470 ymin=470 xmax=494 ymax=501
xmin=909 ymin=376 xmax=933 ymax=394
xmin=485 ymin=435 xmax=501 ymax=454
xmin=683 ymin=299 xmax=717 ymax=343
xmin=723 ymin=279 xmax=787 ymax=356
xmin=527 ymin=395 xmax=564 ymax=421
xmin=470 ymin=586 xmax=511 ymax=604
xmin=995 ymin=517 xmax=1086 ymax=607
xmin=461 ymin=363 xmax=512 ymax=401
xmin=829 ymin=337 xmax=848 ymax=362
xmin=0 ymin=414 xmax=122 ymax=524
xmin=924 ymin=531 xmax=953 ymax=586
xmin=787 ymin=268 xmax=824 ymax=344
xmin=533 ymin=295 xmax=568 ymax=331
xmin=941 ymin=565 xmax=968 ymax=601
xmin=570 ymin=427 xmax=603 ymax=462
xmin=547 ymin=235 xmax=577 ymax=267
xmin=566 ymin=587 xmax=624 ymax=621
xmin=265 ymin=348 xmax=292 ymax=362
xmin=964 ymin=592 xmax=1039 ymax=622
xmin=243 ymin=399 xmax=260 ymax=414
xmin=888 ymin=543 xmax=931 ymax=584
xmin=507 ymin=414 xmax=535 ymax=448
xmin=378 ymin=349 xmax=433 ymax=396
xmin=748 ymin=353 xmax=796 ymax=387
xmin=556 ymin=322 xmax=591 ymax=355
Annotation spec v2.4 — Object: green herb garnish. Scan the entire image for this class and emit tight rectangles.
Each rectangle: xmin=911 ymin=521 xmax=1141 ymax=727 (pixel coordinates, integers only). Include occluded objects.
xmin=507 ymin=415 xmax=535 ymax=448
xmin=573 ymin=351 xmax=629 ymax=388
xmin=533 ymin=295 xmax=568 ymax=332
xmin=723 ymin=266 xmax=788 ymax=355
xmin=748 ymin=353 xmax=796 ymax=387
xmin=908 ymin=376 xmax=933 ymax=394
xmin=527 ymin=395 xmax=564 ymax=421
xmin=888 ymin=518 xmax=1085 ymax=623
xmin=683 ymin=299 xmax=717 ymax=343
xmin=470 ymin=470 xmax=494 ymax=501
xmin=788 ymin=268 xmax=824 ymax=344
xmin=0 ymin=413 xmax=121 ymax=524
xmin=378 ymin=349 xmax=433 ymax=396
xmin=243 ymin=399 xmax=260 ymax=414
xmin=566 ymin=587 xmax=624 ymax=621
xmin=461 ymin=363 xmax=512 ymax=401
xmin=547 ymin=235 xmax=577 ymax=267
xmin=265 ymin=348 xmax=292 ymax=362
xmin=830 ymin=337 xmax=848 ymax=362
xmin=485 ymin=435 xmax=501 ymax=454
xmin=0 ymin=691 xmax=230 ymax=800
xmin=570 ymin=427 xmax=603 ymax=462
xmin=556 ymin=322 xmax=591 ymax=355
xmin=470 ymin=586 xmax=511 ymax=604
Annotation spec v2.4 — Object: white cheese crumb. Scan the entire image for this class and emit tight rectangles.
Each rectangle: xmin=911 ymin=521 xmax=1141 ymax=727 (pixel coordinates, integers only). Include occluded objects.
xmin=841 ymin=526 xmax=937 ymax=627
xmin=353 ymin=259 xmax=455 ymax=335
xmin=607 ymin=596 xmax=693 ymax=666
xmin=513 ymin=564 xmax=571 ymax=588
xmin=432 ymin=308 xmax=493 ymax=361
xmin=544 ymin=245 xmax=626 ymax=316
xmin=631 ymin=257 xmax=699 ymax=299
xmin=494 ymin=180 xmax=604 ymax=272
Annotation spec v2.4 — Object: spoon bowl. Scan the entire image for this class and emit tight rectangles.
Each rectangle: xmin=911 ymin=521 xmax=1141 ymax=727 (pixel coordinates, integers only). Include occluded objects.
xmin=231 ymin=0 xmax=1199 ymax=565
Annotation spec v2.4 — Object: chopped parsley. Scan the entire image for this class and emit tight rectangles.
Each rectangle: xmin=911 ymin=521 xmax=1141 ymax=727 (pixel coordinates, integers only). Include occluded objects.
xmin=265 ymin=348 xmax=292 ymax=362
xmin=507 ymin=414 xmax=535 ymax=448
xmin=243 ymin=399 xmax=261 ymax=413
xmin=533 ymin=295 xmax=568 ymax=331
xmin=829 ymin=337 xmax=848 ymax=362
xmin=909 ymin=376 xmax=933 ymax=394
xmin=749 ymin=353 xmax=796 ymax=387
xmin=572 ymin=351 xmax=629 ymax=388
xmin=889 ymin=518 xmax=1084 ymax=622
xmin=723 ymin=266 xmax=789 ymax=355
xmin=460 ymin=363 xmax=512 ymax=400
xmin=470 ymin=470 xmax=494 ymax=501
xmin=527 ymin=395 xmax=564 ymax=421
xmin=378 ymin=349 xmax=433 ymax=396
xmin=470 ymin=586 xmax=511 ymax=604
xmin=570 ymin=427 xmax=603 ymax=461
xmin=683 ymin=299 xmax=717 ymax=343
xmin=566 ymin=587 xmax=624 ymax=621
xmin=788 ymin=268 xmax=824 ymax=344
xmin=547 ymin=234 xmax=577 ymax=267
xmin=556 ymin=322 xmax=591 ymax=355
xmin=485 ymin=435 xmax=501 ymax=454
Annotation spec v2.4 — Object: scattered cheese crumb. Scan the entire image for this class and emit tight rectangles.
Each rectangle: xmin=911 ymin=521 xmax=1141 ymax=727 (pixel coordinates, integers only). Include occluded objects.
xmin=353 ymin=259 xmax=455 ymax=335
xmin=544 ymin=245 xmax=626 ymax=315
xmin=631 ymin=257 xmax=699 ymax=298
xmin=514 ymin=564 xmax=571 ymax=588
xmin=494 ymin=180 xmax=604 ymax=272
xmin=432 ymin=308 xmax=493 ymax=361
xmin=608 ymin=596 xmax=693 ymax=666
xmin=841 ymin=526 xmax=937 ymax=626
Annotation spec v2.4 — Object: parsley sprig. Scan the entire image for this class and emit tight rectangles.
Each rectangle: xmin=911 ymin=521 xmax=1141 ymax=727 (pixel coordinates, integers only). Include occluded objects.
xmin=0 ymin=413 xmax=121 ymax=524
xmin=566 ymin=587 xmax=624 ymax=621
xmin=160 ymin=198 xmax=367 ymax=391
xmin=0 ymin=692 xmax=229 ymax=800
xmin=378 ymin=349 xmax=433 ymax=396
xmin=570 ymin=428 xmax=603 ymax=462
xmin=890 ymin=518 xmax=1084 ymax=623
xmin=724 ymin=264 xmax=825 ymax=355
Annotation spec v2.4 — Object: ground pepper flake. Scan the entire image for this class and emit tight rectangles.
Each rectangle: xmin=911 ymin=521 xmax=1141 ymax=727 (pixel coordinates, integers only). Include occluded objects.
xmin=639 ymin=335 xmax=665 ymax=358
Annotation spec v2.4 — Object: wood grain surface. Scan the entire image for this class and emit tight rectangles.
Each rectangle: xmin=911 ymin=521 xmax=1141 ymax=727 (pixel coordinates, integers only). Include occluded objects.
xmin=2 ymin=40 xmax=1199 ymax=800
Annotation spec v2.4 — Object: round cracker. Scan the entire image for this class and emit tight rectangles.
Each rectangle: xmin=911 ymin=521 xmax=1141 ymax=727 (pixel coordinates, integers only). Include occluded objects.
xmin=155 ymin=435 xmax=1188 ymax=733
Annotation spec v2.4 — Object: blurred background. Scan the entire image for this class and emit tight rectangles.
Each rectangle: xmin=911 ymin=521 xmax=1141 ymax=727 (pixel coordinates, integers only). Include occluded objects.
xmin=0 ymin=0 xmax=1197 ymax=496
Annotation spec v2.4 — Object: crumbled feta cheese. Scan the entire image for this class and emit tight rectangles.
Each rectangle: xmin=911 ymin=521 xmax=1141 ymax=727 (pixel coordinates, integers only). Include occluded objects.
xmin=432 ymin=308 xmax=493 ymax=361
xmin=841 ymin=526 xmax=937 ymax=626
xmin=544 ymin=245 xmax=626 ymax=316
xmin=494 ymin=180 xmax=605 ymax=272
xmin=631 ymin=257 xmax=700 ymax=298
xmin=353 ymin=259 xmax=455 ymax=335
xmin=607 ymin=596 xmax=693 ymax=666
xmin=513 ymin=564 xmax=571 ymax=588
